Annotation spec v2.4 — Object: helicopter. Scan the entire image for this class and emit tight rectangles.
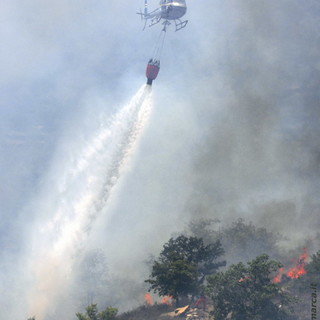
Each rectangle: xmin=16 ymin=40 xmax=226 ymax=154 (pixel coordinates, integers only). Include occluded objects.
xmin=139 ymin=0 xmax=188 ymax=85
xmin=138 ymin=0 xmax=188 ymax=31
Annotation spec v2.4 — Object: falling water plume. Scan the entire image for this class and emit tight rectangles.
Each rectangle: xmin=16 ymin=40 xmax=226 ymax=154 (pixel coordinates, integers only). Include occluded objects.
xmin=26 ymin=85 xmax=152 ymax=319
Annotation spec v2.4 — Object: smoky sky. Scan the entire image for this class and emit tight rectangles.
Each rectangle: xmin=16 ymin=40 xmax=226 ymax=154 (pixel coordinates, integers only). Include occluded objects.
xmin=1 ymin=0 xmax=320 ymax=318
xmin=181 ymin=0 xmax=320 ymax=245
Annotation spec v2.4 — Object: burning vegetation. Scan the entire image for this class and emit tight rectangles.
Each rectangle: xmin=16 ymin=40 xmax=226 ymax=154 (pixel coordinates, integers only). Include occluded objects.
xmin=140 ymin=220 xmax=319 ymax=320
xmin=286 ymin=248 xmax=308 ymax=279
xmin=27 ymin=219 xmax=319 ymax=320
xmin=144 ymin=293 xmax=173 ymax=306
xmin=145 ymin=293 xmax=153 ymax=305
xmin=273 ymin=248 xmax=308 ymax=283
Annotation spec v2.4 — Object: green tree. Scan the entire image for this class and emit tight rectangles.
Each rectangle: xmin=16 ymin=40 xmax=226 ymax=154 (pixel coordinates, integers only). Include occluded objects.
xmin=145 ymin=235 xmax=225 ymax=303
xmin=76 ymin=304 xmax=118 ymax=320
xmin=206 ymin=254 xmax=295 ymax=320
xmin=99 ymin=306 xmax=118 ymax=320
xmin=147 ymin=259 xmax=198 ymax=299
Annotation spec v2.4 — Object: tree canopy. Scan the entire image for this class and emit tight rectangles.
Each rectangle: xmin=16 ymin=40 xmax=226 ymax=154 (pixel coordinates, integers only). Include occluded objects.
xmin=145 ymin=235 xmax=225 ymax=302
xmin=206 ymin=254 xmax=295 ymax=320
xmin=76 ymin=304 xmax=118 ymax=320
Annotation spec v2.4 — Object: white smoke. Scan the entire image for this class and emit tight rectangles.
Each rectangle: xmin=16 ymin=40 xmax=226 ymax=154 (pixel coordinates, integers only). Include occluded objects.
xmin=23 ymin=85 xmax=152 ymax=319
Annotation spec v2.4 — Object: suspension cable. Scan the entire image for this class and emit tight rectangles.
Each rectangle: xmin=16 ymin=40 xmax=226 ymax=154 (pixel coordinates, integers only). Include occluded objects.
xmin=152 ymin=24 xmax=167 ymax=60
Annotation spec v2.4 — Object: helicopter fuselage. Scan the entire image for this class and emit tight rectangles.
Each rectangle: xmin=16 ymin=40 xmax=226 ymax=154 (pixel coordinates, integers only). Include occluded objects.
xmin=160 ymin=0 xmax=187 ymax=20
xmin=138 ymin=0 xmax=188 ymax=30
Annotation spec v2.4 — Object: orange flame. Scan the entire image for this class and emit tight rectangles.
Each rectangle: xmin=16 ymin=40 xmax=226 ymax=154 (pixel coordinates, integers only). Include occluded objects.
xmin=286 ymin=248 xmax=308 ymax=279
xmin=162 ymin=296 xmax=173 ymax=305
xmin=145 ymin=293 xmax=153 ymax=305
xmin=273 ymin=268 xmax=284 ymax=283
xmin=273 ymin=248 xmax=308 ymax=283
xmin=239 ymin=276 xmax=250 ymax=283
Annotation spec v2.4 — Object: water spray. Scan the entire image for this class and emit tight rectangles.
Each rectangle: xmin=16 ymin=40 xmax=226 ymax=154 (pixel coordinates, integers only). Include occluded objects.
xmin=26 ymin=85 xmax=152 ymax=319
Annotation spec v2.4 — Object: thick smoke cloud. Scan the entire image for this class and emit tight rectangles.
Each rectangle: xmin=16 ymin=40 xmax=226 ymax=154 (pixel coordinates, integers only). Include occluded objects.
xmin=181 ymin=0 xmax=320 ymax=246
xmin=1 ymin=0 xmax=320 ymax=319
